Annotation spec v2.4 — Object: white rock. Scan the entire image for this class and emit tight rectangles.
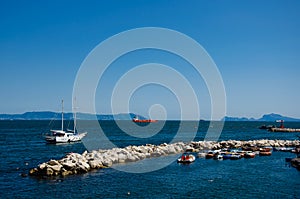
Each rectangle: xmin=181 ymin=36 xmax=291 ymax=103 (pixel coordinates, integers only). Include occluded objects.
xmin=89 ymin=160 xmax=99 ymax=169
xmin=38 ymin=163 xmax=47 ymax=170
xmin=127 ymin=154 xmax=137 ymax=162
xmin=62 ymin=161 xmax=76 ymax=169
xmin=102 ymin=159 xmax=113 ymax=167
xmin=48 ymin=159 xmax=59 ymax=166
xmin=48 ymin=164 xmax=62 ymax=172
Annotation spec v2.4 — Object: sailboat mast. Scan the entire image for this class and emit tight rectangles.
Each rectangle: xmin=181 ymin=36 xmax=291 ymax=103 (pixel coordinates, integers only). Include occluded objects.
xmin=61 ymin=99 xmax=64 ymax=131
xmin=73 ymin=97 xmax=76 ymax=134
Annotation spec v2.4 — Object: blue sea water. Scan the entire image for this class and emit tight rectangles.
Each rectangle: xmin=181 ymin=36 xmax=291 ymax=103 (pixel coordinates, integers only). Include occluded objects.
xmin=0 ymin=120 xmax=300 ymax=198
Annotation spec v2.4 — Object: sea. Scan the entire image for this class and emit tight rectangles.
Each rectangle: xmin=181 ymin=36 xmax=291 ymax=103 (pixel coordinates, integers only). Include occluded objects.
xmin=0 ymin=120 xmax=300 ymax=199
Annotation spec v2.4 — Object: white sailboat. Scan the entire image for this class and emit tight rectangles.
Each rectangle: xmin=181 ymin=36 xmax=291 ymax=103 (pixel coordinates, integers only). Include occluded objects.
xmin=45 ymin=99 xmax=87 ymax=143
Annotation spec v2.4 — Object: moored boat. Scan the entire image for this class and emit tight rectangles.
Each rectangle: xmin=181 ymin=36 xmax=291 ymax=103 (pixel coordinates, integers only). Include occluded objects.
xmin=273 ymin=147 xmax=294 ymax=152
xmin=45 ymin=130 xmax=87 ymax=143
xmin=177 ymin=153 xmax=196 ymax=164
xmin=244 ymin=151 xmax=256 ymax=158
xmin=205 ymin=151 xmax=215 ymax=159
xmin=222 ymin=153 xmax=232 ymax=160
xmin=44 ymin=99 xmax=87 ymax=143
xmin=230 ymin=153 xmax=242 ymax=160
xmin=259 ymin=151 xmax=272 ymax=156
xmin=214 ymin=154 xmax=223 ymax=160
xmin=259 ymin=147 xmax=272 ymax=152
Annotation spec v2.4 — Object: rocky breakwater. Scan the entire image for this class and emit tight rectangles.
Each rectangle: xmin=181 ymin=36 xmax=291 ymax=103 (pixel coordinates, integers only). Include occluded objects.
xmin=29 ymin=142 xmax=186 ymax=177
xmin=29 ymin=139 xmax=300 ymax=177
xmin=188 ymin=139 xmax=300 ymax=151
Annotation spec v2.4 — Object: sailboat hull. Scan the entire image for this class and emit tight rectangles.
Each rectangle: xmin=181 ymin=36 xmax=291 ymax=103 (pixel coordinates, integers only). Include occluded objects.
xmin=44 ymin=99 xmax=87 ymax=144
xmin=45 ymin=132 xmax=87 ymax=143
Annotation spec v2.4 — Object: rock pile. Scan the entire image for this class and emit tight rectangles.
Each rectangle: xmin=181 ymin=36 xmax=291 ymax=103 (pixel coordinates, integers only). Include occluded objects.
xmin=188 ymin=139 xmax=300 ymax=151
xmin=29 ymin=142 xmax=186 ymax=177
xmin=29 ymin=139 xmax=300 ymax=177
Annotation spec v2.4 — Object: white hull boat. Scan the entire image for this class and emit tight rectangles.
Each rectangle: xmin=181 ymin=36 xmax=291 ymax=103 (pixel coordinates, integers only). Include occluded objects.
xmin=45 ymin=99 xmax=87 ymax=143
xmin=45 ymin=130 xmax=87 ymax=143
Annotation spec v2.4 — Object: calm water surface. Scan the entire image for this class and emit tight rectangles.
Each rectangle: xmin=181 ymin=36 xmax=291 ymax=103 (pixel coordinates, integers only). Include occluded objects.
xmin=0 ymin=121 xmax=299 ymax=198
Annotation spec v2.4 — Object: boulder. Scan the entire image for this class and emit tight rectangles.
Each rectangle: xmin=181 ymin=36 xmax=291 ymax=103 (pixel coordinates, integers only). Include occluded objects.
xmin=48 ymin=159 xmax=59 ymax=166
xmin=48 ymin=164 xmax=62 ymax=172
xmin=89 ymin=159 xmax=102 ymax=169
xmin=46 ymin=167 xmax=54 ymax=176
xmin=29 ymin=168 xmax=38 ymax=176
xmin=185 ymin=146 xmax=194 ymax=152
xmin=82 ymin=150 xmax=88 ymax=156
xmin=137 ymin=146 xmax=148 ymax=154
xmin=77 ymin=161 xmax=90 ymax=173
xmin=145 ymin=153 xmax=151 ymax=158
xmin=38 ymin=163 xmax=47 ymax=170
xmin=126 ymin=154 xmax=137 ymax=162
xmin=174 ymin=145 xmax=183 ymax=153
xmin=167 ymin=145 xmax=176 ymax=154
xmin=118 ymin=153 xmax=127 ymax=163
xmin=62 ymin=161 xmax=76 ymax=170
xmin=102 ymin=159 xmax=113 ymax=167
xmin=109 ymin=154 xmax=119 ymax=163
xmin=136 ymin=152 xmax=146 ymax=160
xmin=61 ymin=168 xmax=73 ymax=176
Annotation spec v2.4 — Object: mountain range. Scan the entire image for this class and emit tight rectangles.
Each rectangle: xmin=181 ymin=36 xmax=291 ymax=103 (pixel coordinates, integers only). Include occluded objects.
xmin=0 ymin=112 xmax=299 ymax=121
xmin=0 ymin=111 xmax=146 ymax=121
xmin=223 ymin=113 xmax=300 ymax=122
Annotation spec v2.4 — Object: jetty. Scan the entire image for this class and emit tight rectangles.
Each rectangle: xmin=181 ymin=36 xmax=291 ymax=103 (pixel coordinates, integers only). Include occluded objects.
xmin=269 ymin=127 xmax=300 ymax=132
xmin=29 ymin=139 xmax=300 ymax=177
xmin=267 ymin=120 xmax=300 ymax=132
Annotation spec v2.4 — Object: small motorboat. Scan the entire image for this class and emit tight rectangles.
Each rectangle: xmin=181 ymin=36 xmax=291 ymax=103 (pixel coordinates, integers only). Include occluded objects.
xmin=213 ymin=154 xmax=223 ymax=160
xmin=230 ymin=154 xmax=242 ymax=160
xmin=259 ymin=147 xmax=272 ymax=152
xmin=259 ymin=125 xmax=275 ymax=130
xmin=222 ymin=153 xmax=232 ymax=160
xmin=273 ymin=147 xmax=294 ymax=152
xmin=259 ymin=151 xmax=272 ymax=156
xmin=237 ymin=151 xmax=245 ymax=158
xmin=177 ymin=153 xmax=196 ymax=164
xmin=205 ymin=150 xmax=220 ymax=159
xmin=244 ymin=151 xmax=256 ymax=158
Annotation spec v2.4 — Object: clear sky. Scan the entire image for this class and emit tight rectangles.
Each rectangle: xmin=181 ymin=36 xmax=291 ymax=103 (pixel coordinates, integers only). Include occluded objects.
xmin=0 ymin=0 xmax=299 ymax=119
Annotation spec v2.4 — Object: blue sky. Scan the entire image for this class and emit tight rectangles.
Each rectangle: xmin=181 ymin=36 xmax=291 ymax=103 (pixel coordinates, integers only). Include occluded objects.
xmin=0 ymin=0 xmax=299 ymax=119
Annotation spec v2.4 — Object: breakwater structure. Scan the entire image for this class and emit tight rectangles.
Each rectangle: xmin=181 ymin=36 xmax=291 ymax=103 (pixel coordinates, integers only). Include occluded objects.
xmin=29 ymin=139 xmax=300 ymax=177
xmin=269 ymin=127 xmax=300 ymax=132
xmin=266 ymin=120 xmax=300 ymax=132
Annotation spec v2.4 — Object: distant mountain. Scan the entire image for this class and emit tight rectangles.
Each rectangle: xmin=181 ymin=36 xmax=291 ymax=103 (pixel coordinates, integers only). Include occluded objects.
xmin=1 ymin=112 xmax=299 ymax=122
xmin=223 ymin=116 xmax=256 ymax=122
xmin=258 ymin=113 xmax=300 ymax=122
xmin=0 ymin=111 xmax=147 ymax=120
xmin=223 ymin=113 xmax=300 ymax=122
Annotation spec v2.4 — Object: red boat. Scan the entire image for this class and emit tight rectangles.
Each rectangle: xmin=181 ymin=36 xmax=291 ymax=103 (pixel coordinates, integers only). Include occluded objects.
xmin=132 ymin=116 xmax=157 ymax=123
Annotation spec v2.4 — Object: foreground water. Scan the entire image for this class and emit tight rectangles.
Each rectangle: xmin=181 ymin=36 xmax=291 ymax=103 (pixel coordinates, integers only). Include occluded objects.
xmin=0 ymin=120 xmax=300 ymax=198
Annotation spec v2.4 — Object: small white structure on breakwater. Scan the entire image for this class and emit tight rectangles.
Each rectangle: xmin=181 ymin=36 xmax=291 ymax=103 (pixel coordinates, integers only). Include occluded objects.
xmin=29 ymin=139 xmax=300 ymax=177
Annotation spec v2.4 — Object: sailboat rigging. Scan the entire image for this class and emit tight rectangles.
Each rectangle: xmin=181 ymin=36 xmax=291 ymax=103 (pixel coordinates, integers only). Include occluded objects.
xmin=44 ymin=99 xmax=87 ymax=143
